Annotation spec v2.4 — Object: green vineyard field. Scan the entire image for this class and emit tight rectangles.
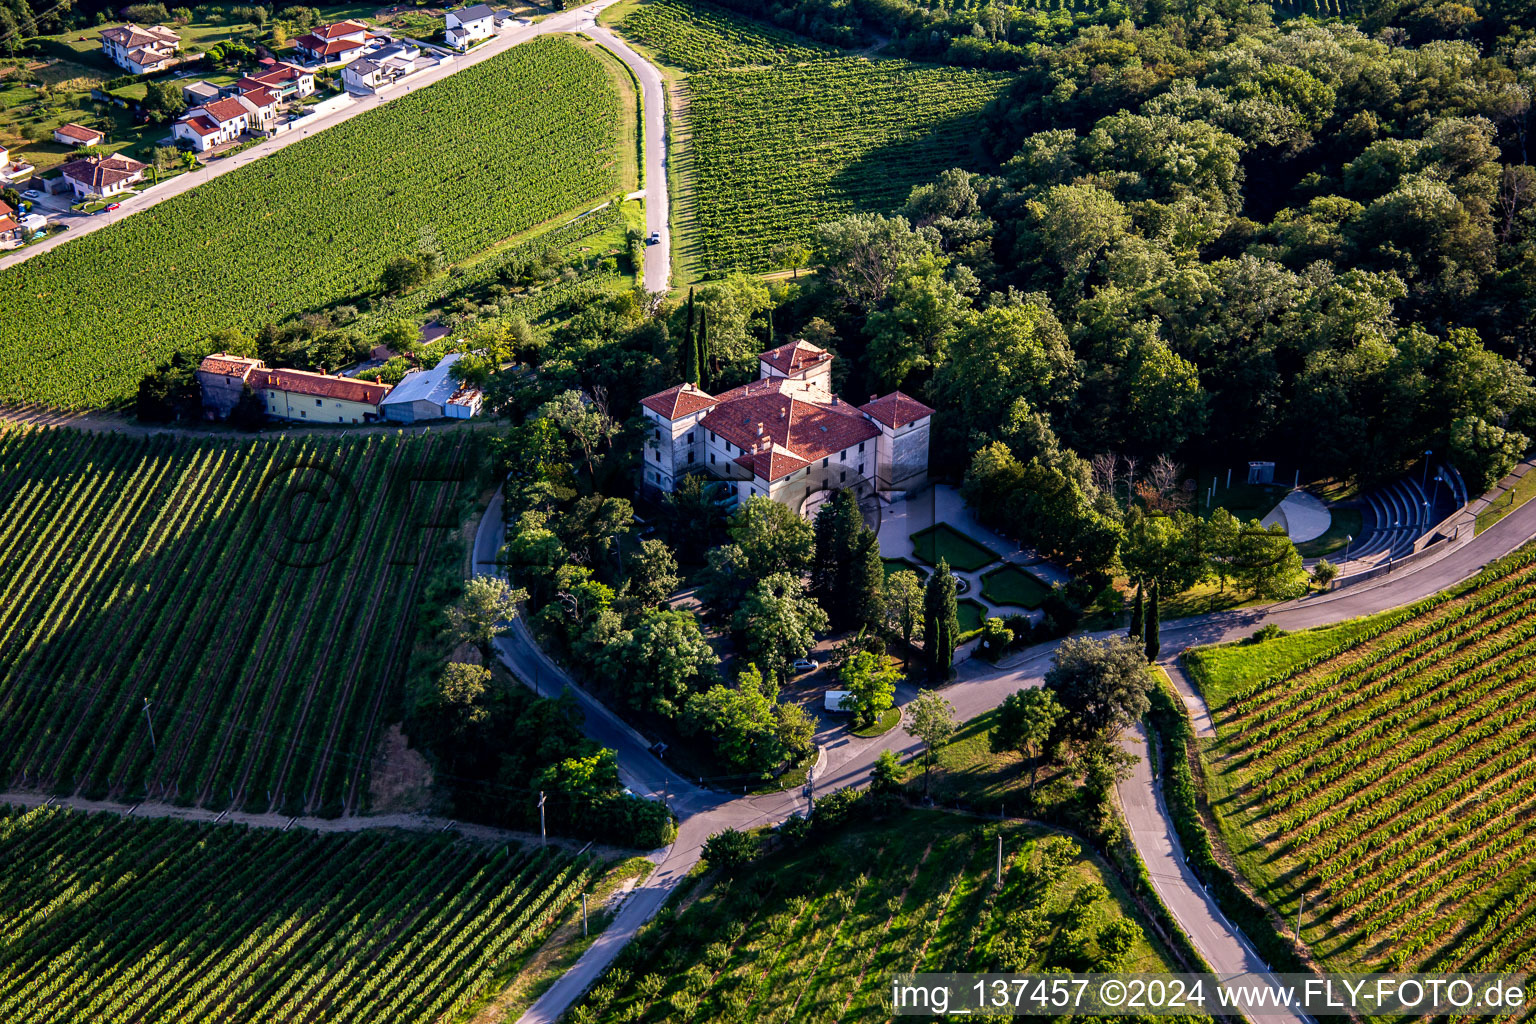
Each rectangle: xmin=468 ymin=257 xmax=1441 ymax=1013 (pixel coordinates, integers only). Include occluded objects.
xmin=570 ymin=813 xmax=1173 ymax=1022
xmin=0 ymin=37 xmax=626 ymax=411
xmin=1195 ymin=548 xmax=1536 ymax=977
xmin=686 ymin=58 xmax=1011 ymax=272
xmin=618 ymin=0 xmax=839 ymax=70
xmin=0 ymin=428 xmax=483 ymax=816
xmin=0 ymin=804 xmax=596 ymax=1023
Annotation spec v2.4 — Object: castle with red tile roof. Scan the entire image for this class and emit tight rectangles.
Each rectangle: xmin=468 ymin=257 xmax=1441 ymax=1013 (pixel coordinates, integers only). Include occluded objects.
xmin=639 ymin=341 xmax=932 ymax=515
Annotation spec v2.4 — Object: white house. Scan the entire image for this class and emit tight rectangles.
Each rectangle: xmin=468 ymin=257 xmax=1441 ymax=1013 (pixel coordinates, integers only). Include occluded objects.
xmin=341 ymin=42 xmax=420 ymax=93
xmin=58 ymin=154 xmax=146 ymax=199
xmin=0 ymin=146 xmax=34 ymax=185
xmin=99 ymin=24 xmax=180 ymax=74
xmin=53 ymin=123 xmax=104 ymax=148
xmin=639 ymin=340 xmax=933 ymax=515
xmin=236 ymin=63 xmax=315 ymax=101
xmin=293 ymin=19 xmax=371 ymax=64
xmin=172 ymin=94 xmax=269 ymax=152
xmin=445 ymin=4 xmax=496 ymax=49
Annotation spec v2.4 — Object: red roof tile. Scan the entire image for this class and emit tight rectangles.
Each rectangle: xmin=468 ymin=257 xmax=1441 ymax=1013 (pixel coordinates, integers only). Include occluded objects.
xmin=199 ymin=354 xmax=263 ymax=378
xmin=860 ymin=391 xmax=933 ymax=428
xmin=295 ymin=33 xmax=364 ymax=55
xmin=201 ymin=96 xmax=250 ymax=124
xmin=640 ymin=382 xmax=719 ymax=419
xmin=734 ymin=448 xmax=810 ymax=482
xmin=59 ymin=154 xmax=146 ymax=189
xmin=702 ymin=377 xmax=878 ymax=473
xmin=315 ymin=19 xmax=369 ymax=37
xmin=55 ymin=123 xmax=103 ymax=143
xmin=182 ymin=115 xmax=220 ymax=135
xmin=250 ymin=367 xmax=390 ymax=405
xmin=759 ymin=339 xmax=830 ymax=376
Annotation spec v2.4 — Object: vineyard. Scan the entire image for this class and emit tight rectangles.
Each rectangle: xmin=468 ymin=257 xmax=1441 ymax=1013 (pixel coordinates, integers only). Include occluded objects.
xmin=0 ymin=37 xmax=626 ymax=410
xmin=1194 ymin=548 xmax=1536 ymax=978
xmin=569 ymin=813 xmax=1172 ymax=1022
xmin=617 ymin=0 xmax=839 ymax=70
xmin=0 ymin=427 xmax=483 ymax=816
xmin=0 ymin=804 xmax=597 ymax=1023
xmin=685 ymin=58 xmax=1010 ymax=271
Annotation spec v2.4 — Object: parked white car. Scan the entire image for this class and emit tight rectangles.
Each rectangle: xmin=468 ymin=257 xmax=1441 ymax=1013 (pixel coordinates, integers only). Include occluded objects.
xmin=792 ymin=657 xmax=819 ymax=673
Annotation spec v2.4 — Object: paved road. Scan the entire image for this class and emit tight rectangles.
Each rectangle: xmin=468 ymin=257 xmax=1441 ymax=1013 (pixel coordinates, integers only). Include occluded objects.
xmin=0 ymin=0 xmax=672 ymax=289
xmin=479 ymin=486 xmax=1536 ymax=1024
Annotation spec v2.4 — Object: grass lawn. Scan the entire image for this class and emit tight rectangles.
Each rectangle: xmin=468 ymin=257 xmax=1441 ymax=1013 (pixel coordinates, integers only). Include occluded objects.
xmin=955 ymin=597 xmax=987 ymax=635
xmin=1157 ymin=579 xmax=1266 ymax=620
xmin=1294 ymin=505 xmax=1363 ymax=558
xmin=569 ymin=811 xmax=1177 ymax=1022
xmin=881 ymin=556 xmax=927 ymax=580
xmin=1476 ymin=467 xmax=1536 ymax=534
xmin=851 ymin=706 xmax=901 ymax=737
xmin=1183 ymin=604 xmax=1413 ymax=708
xmin=1195 ymin=467 xmax=1288 ymax=523
xmin=979 ymin=563 xmax=1051 ymax=609
xmin=910 ymin=522 xmax=1000 ymax=572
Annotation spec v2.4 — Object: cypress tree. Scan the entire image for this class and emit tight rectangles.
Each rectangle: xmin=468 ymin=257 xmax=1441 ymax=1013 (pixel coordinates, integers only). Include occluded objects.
xmin=679 ymin=287 xmax=696 ymax=380
xmin=765 ymin=305 xmax=774 ymax=349
xmin=1128 ymin=581 xmax=1144 ymax=642
xmin=696 ymin=310 xmax=711 ymax=389
xmin=923 ymin=558 xmax=960 ymax=681
xmin=851 ymin=533 xmax=885 ymax=631
xmin=682 ymin=323 xmax=701 ymax=386
xmin=1145 ymin=581 xmax=1161 ymax=662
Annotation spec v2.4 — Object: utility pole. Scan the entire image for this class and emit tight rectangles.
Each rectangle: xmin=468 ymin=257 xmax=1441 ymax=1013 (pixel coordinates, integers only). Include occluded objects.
xmin=583 ymin=892 xmax=588 ymax=937
xmin=805 ymin=767 xmax=815 ymax=817
xmin=1342 ymin=534 xmax=1352 ymax=568
xmin=995 ymin=834 xmax=1003 ymax=889
xmin=538 ymin=791 xmax=546 ymax=847
xmin=1422 ymin=449 xmax=1433 ymax=491
xmin=1295 ymin=892 xmax=1306 ymax=943
xmin=142 ymin=698 xmax=156 ymax=753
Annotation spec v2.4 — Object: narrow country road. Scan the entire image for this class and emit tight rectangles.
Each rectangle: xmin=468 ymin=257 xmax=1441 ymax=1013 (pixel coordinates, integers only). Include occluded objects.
xmin=476 ymin=487 xmax=1536 ymax=1024
xmin=0 ymin=0 xmax=673 ymax=290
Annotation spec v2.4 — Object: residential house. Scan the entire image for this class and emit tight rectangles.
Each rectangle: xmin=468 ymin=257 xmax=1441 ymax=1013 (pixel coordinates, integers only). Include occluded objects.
xmin=638 ymin=340 xmax=933 ymax=514
xmin=341 ymin=42 xmax=420 ymax=93
xmin=181 ymin=80 xmax=225 ymax=106
xmin=236 ymin=63 xmax=316 ymax=102
xmin=252 ymin=368 xmax=390 ymax=423
xmin=99 ymin=24 xmax=181 ymax=74
xmin=445 ymin=4 xmax=496 ymax=49
xmin=196 ymin=353 xmax=264 ymax=418
xmin=0 ymin=201 xmax=18 ymax=243
xmin=0 ymin=146 xmax=35 ymax=185
xmin=293 ymin=19 xmax=371 ymax=64
xmin=53 ymin=123 xmax=104 ymax=148
xmin=58 ymin=154 xmax=147 ymax=199
xmin=378 ymin=353 xmax=482 ymax=422
xmin=172 ymin=94 xmax=266 ymax=152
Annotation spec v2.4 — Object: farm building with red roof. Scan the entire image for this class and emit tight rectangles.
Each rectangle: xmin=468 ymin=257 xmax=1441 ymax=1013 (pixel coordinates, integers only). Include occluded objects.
xmin=638 ymin=341 xmax=931 ymax=515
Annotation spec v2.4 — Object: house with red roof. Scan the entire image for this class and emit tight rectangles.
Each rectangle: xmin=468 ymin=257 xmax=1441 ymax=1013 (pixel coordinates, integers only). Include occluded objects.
xmin=639 ymin=340 xmax=932 ymax=515
xmin=294 ymin=19 xmax=372 ymax=65
xmin=236 ymin=62 xmax=316 ymax=102
xmin=197 ymin=354 xmax=392 ymax=423
xmin=172 ymin=91 xmax=277 ymax=152
xmin=58 ymin=154 xmax=146 ymax=199
xmin=52 ymin=123 xmax=104 ymax=148
xmin=99 ymin=23 xmax=181 ymax=73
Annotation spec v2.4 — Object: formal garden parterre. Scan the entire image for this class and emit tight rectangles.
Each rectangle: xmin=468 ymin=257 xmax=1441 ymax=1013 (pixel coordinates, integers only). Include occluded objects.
xmin=0 ymin=36 xmax=627 ymax=410
xmin=0 ymin=427 xmax=482 ymax=816
xmin=0 ymin=804 xmax=596 ymax=1024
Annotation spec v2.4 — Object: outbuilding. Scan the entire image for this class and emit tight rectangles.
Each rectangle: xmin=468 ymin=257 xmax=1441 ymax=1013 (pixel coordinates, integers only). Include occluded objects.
xmin=379 ymin=353 xmax=481 ymax=422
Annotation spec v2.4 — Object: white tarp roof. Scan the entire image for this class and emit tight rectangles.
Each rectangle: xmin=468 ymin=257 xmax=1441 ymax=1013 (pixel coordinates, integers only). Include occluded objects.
xmin=379 ymin=351 xmax=462 ymax=409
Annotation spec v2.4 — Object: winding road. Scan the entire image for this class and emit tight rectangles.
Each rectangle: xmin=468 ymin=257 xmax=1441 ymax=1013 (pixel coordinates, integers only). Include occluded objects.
xmin=477 ymin=487 xmax=1536 ymax=1024
xmin=0 ymin=0 xmax=673 ymax=291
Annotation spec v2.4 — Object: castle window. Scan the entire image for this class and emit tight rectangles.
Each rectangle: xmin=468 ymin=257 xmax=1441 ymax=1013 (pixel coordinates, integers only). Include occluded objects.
xmin=858 ymin=442 xmax=865 ymax=453
xmin=839 ymin=450 xmax=846 ymax=462
xmin=687 ymin=431 xmax=695 ymax=443
xmin=858 ymin=463 xmax=864 ymax=475
xmin=839 ymin=470 xmax=846 ymax=482
xmin=710 ymin=453 xmax=716 ymax=464
xmin=688 ymin=452 xmax=695 ymax=464
xmin=654 ymin=450 xmax=660 ymax=462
